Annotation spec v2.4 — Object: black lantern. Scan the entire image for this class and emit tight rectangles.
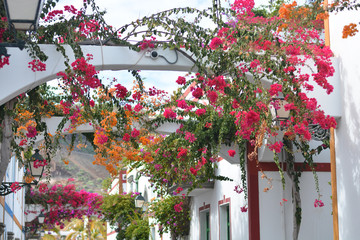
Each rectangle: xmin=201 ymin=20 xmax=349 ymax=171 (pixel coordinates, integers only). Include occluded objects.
xmin=3 ymin=0 xmax=44 ymax=31
xmin=37 ymin=212 xmax=45 ymax=224
xmin=28 ymin=149 xmax=46 ymax=182
xmin=0 ymin=0 xmax=44 ymax=57
xmin=269 ymin=98 xmax=290 ymax=125
xmin=134 ymin=193 xmax=145 ymax=209
xmin=0 ymin=223 xmax=5 ymax=237
xmin=23 ymin=212 xmax=45 ymax=234
xmin=0 ymin=149 xmax=46 ymax=196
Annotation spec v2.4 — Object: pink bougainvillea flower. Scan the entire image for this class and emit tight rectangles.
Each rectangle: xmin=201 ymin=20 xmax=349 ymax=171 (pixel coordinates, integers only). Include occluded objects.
xmin=314 ymin=199 xmax=324 ymax=208
xmin=269 ymin=83 xmax=282 ymax=96
xmin=250 ymin=59 xmax=260 ymax=68
xmin=228 ymin=149 xmax=236 ymax=157
xmin=209 ymin=37 xmax=223 ymax=50
xmin=115 ymin=84 xmax=128 ymax=99
xmin=174 ymin=202 xmax=183 ymax=212
xmin=28 ymin=59 xmax=46 ymax=72
xmin=240 ymin=206 xmax=248 ymax=212
xmin=163 ymin=108 xmax=177 ymax=119
xmin=134 ymin=104 xmax=143 ymax=112
xmin=207 ymin=90 xmax=218 ymax=104
xmin=177 ymin=100 xmax=188 ymax=109
xmin=176 ymin=76 xmax=186 ymax=85
xmin=26 ymin=125 xmax=37 ymax=138
xmin=195 ymin=108 xmax=206 ymax=116
xmin=131 ymin=128 xmax=140 ymax=138
xmin=192 ymin=87 xmax=204 ymax=99
xmin=123 ymin=133 xmax=130 ymax=142
xmin=268 ymin=141 xmax=283 ymax=153
xmin=10 ymin=182 xmax=21 ymax=193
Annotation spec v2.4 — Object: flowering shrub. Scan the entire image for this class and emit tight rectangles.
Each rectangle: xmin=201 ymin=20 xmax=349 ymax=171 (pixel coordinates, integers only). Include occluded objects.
xmin=101 ymin=193 xmax=148 ymax=240
xmin=150 ymin=196 xmax=191 ymax=238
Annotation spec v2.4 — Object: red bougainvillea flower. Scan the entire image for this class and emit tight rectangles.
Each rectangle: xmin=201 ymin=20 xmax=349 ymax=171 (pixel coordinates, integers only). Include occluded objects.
xmin=228 ymin=149 xmax=236 ymax=157
xmin=190 ymin=167 xmax=198 ymax=176
xmin=177 ymin=147 xmax=188 ymax=159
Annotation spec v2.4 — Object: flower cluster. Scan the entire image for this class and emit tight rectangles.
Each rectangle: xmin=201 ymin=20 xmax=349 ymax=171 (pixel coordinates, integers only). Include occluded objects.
xmin=28 ymin=59 xmax=46 ymax=72
xmin=26 ymin=181 xmax=103 ymax=229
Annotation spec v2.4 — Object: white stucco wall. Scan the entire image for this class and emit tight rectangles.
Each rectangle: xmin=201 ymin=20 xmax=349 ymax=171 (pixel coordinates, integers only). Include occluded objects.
xmin=328 ymin=6 xmax=360 ymax=240
xmin=2 ymin=156 xmax=26 ymax=240
xmin=189 ymin=159 xmax=248 ymax=240
xmin=259 ymin=171 xmax=332 ymax=240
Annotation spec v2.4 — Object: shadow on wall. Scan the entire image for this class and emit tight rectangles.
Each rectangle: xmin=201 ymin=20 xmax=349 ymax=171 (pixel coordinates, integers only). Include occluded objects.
xmin=336 ymin=52 xmax=360 ymax=239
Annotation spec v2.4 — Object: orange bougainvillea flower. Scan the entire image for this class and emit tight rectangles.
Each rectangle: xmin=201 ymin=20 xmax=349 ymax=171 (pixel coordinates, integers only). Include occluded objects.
xmin=63 ymin=159 xmax=69 ymax=165
xmin=316 ymin=12 xmax=329 ymax=21
xmin=24 ymin=175 xmax=35 ymax=184
xmin=342 ymin=23 xmax=359 ymax=38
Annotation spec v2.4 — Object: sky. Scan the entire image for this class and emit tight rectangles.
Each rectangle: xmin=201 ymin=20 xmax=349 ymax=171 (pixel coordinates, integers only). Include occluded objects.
xmin=51 ymin=0 xmax=273 ymax=94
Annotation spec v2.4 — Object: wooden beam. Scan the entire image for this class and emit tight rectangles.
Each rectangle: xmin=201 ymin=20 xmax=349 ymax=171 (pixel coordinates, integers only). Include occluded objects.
xmin=247 ymin=142 xmax=260 ymax=240
xmin=258 ymin=162 xmax=331 ymax=172
xmin=330 ymin=127 xmax=339 ymax=240
xmin=324 ymin=0 xmax=331 ymax=47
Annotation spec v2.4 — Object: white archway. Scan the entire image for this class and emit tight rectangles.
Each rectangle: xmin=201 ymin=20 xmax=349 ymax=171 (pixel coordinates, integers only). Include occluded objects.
xmin=0 ymin=44 xmax=197 ymax=106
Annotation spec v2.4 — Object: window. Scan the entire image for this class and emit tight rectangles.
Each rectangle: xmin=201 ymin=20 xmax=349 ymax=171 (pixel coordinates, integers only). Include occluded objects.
xmin=199 ymin=205 xmax=211 ymax=240
xmin=219 ymin=197 xmax=231 ymax=240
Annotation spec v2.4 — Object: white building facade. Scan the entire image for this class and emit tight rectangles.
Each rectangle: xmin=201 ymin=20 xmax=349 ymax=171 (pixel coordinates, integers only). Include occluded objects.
xmin=1 ymin=156 xmax=26 ymax=240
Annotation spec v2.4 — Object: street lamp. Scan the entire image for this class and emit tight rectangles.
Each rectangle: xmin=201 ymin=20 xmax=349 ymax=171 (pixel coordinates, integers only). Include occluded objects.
xmin=3 ymin=0 xmax=44 ymax=31
xmin=0 ymin=223 xmax=5 ymax=237
xmin=134 ymin=193 xmax=146 ymax=209
xmin=37 ymin=212 xmax=45 ymax=224
xmin=0 ymin=149 xmax=47 ymax=196
xmin=1 ymin=0 xmax=45 ymax=57
xmin=23 ymin=212 xmax=45 ymax=235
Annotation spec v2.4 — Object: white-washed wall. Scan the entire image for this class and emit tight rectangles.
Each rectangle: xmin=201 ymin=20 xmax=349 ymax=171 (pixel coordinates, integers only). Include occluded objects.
xmin=259 ymin=172 xmax=332 ymax=240
xmin=329 ymin=5 xmax=360 ymax=240
xmin=189 ymin=159 xmax=248 ymax=240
